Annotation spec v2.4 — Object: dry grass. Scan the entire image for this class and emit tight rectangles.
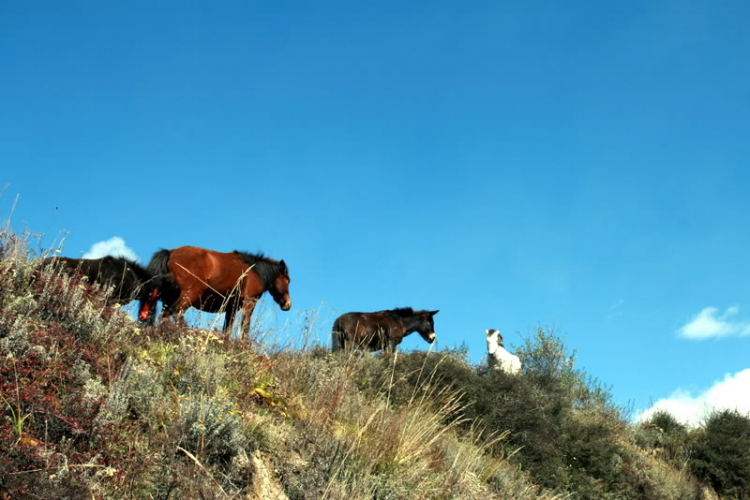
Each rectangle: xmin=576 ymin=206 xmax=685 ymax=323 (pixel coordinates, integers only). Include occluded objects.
xmin=0 ymin=221 xmax=722 ymax=499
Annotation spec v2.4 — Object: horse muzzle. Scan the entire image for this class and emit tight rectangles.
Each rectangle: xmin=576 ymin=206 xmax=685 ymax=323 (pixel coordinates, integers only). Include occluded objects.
xmin=281 ymin=300 xmax=292 ymax=311
xmin=427 ymin=332 xmax=436 ymax=343
xmin=138 ymin=304 xmax=152 ymax=322
xmin=138 ymin=289 xmax=159 ymax=322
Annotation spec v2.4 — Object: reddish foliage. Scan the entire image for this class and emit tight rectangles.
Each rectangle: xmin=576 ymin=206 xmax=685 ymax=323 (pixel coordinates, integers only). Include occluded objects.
xmin=0 ymin=319 xmax=126 ymax=497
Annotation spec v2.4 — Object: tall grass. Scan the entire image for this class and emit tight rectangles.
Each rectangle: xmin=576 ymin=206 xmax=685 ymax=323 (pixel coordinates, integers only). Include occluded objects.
xmin=0 ymin=223 xmax=732 ymax=499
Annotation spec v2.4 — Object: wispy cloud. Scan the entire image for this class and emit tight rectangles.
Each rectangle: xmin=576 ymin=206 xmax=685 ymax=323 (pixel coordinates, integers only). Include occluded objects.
xmin=678 ymin=306 xmax=750 ymax=340
xmin=82 ymin=237 xmax=139 ymax=262
xmin=636 ymin=369 xmax=750 ymax=426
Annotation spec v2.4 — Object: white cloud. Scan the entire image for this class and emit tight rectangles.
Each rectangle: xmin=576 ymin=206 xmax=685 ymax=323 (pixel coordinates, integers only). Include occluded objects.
xmin=678 ymin=306 xmax=750 ymax=340
xmin=82 ymin=237 xmax=139 ymax=261
xmin=635 ymin=369 xmax=750 ymax=427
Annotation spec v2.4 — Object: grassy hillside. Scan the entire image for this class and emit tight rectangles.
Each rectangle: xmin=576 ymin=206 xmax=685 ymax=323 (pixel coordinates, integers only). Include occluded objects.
xmin=1 ymin=233 xmax=747 ymax=499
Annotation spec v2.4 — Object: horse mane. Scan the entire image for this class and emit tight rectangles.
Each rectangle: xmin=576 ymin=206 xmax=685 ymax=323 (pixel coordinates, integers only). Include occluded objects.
xmin=102 ymin=256 xmax=154 ymax=283
xmin=385 ymin=307 xmax=416 ymax=318
xmin=233 ymin=250 xmax=287 ymax=289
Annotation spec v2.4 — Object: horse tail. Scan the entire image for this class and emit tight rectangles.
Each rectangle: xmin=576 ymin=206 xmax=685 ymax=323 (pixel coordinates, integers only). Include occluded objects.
xmin=146 ymin=249 xmax=171 ymax=276
xmin=331 ymin=318 xmax=345 ymax=352
xmin=138 ymin=249 xmax=176 ymax=325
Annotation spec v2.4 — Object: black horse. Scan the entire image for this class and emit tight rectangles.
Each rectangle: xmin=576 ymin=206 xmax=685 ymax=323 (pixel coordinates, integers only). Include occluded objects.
xmin=40 ymin=256 xmax=160 ymax=319
xmin=331 ymin=307 xmax=439 ymax=352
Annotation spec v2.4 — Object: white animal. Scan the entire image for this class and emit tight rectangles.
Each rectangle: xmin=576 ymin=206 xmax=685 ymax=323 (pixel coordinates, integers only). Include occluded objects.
xmin=486 ymin=329 xmax=522 ymax=375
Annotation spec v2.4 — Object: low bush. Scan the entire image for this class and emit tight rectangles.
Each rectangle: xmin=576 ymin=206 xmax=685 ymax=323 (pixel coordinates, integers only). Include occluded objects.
xmin=635 ymin=410 xmax=692 ymax=466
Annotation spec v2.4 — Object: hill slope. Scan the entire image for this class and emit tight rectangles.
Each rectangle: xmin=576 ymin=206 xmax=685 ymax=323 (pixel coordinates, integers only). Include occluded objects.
xmin=0 ymin=236 xmax=741 ymax=499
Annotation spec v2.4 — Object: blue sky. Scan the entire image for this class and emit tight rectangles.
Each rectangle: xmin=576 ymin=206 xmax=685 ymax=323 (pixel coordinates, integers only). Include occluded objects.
xmin=2 ymin=1 xmax=749 ymax=423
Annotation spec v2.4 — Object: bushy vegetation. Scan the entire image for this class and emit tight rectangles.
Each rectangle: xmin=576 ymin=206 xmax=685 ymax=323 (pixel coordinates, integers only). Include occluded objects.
xmin=1 ymin=228 xmax=746 ymax=499
xmin=357 ymin=336 xmax=713 ymax=500
xmin=690 ymin=410 xmax=750 ymax=500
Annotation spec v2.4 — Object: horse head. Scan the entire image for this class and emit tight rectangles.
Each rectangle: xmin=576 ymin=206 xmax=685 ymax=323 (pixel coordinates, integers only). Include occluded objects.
xmin=127 ymin=263 xmax=161 ymax=323
xmin=486 ymin=329 xmax=502 ymax=355
xmin=416 ymin=309 xmax=439 ymax=344
xmin=137 ymin=287 xmax=159 ymax=322
xmin=268 ymin=260 xmax=292 ymax=311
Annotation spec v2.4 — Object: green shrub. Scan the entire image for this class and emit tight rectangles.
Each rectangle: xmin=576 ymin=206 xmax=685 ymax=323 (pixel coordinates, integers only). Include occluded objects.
xmin=358 ymin=331 xmax=686 ymax=499
xmin=98 ymin=359 xmax=167 ymax=425
xmin=636 ymin=410 xmax=691 ymax=466
xmin=690 ymin=409 xmax=750 ymax=499
xmin=176 ymin=393 xmax=247 ymax=467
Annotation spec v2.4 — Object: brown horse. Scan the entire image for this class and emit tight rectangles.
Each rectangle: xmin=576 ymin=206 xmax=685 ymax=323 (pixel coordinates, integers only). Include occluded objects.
xmin=331 ymin=308 xmax=439 ymax=352
xmin=141 ymin=246 xmax=291 ymax=339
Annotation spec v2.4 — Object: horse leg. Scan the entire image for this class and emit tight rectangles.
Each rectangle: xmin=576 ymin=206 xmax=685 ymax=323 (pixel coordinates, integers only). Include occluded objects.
xmin=386 ymin=333 xmax=401 ymax=353
xmin=161 ymin=290 xmax=199 ymax=328
xmin=239 ymin=297 xmax=259 ymax=341
xmin=332 ymin=328 xmax=350 ymax=352
xmin=158 ymin=304 xmax=186 ymax=328
xmin=331 ymin=329 xmax=344 ymax=352
xmin=223 ymin=296 xmax=240 ymax=334
xmin=165 ymin=306 xmax=189 ymax=328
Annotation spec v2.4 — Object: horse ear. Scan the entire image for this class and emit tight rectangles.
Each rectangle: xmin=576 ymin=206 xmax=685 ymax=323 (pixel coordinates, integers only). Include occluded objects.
xmin=280 ymin=260 xmax=287 ymax=271
xmin=431 ymin=310 xmax=439 ymax=316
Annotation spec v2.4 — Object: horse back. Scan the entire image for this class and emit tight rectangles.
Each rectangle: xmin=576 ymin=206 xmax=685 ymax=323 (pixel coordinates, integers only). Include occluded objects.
xmin=335 ymin=311 xmax=391 ymax=333
xmin=41 ymin=256 xmax=101 ymax=281
xmin=490 ymin=346 xmax=523 ymax=375
xmin=166 ymin=246 xmax=262 ymax=300
xmin=40 ymin=256 xmax=147 ymax=304
xmin=96 ymin=256 xmax=143 ymax=300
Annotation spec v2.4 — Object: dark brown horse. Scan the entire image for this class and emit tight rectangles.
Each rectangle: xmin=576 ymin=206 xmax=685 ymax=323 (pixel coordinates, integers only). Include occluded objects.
xmin=141 ymin=246 xmax=291 ymax=339
xmin=331 ymin=308 xmax=439 ymax=352
xmin=39 ymin=256 xmax=160 ymax=318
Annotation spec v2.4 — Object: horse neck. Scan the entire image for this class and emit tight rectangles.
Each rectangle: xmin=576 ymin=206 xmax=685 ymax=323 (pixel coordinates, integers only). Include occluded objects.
xmin=399 ymin=314 xmax=423 ymax=335
xmin=493 ymin=346 xmax=514 ymax=362
xmin=127 ymin=265 xmax=152 ymax=286
xmin=250 ymin=260 xmax=280 ymax=291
